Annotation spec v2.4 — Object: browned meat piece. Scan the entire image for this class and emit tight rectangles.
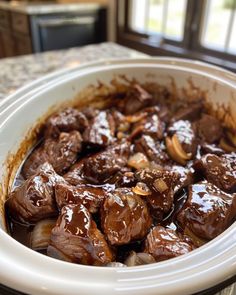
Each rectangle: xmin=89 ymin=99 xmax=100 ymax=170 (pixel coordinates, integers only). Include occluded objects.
xmin=168 ymin=120 xmax=198 ymax=156
xmin=45 ymin=107 xmax=88 ymax=138
xmin=63 ymin=159 xmax=86 ymax=186
xmin=200 ymin=143 xmax=225 ymax=156
xmin=83 ymin=111 xmax=115 ymax=147
xmin=48 ymin=204 xmax=114 ymax=265
xmin=23 ymin=131 xmax=82 ymax=178
xmin=170 ymin=165 xmax=194 ymax=192
xmin=178 ymin=181 xmax=236 ymax=240
xmin=101 ymin=188 xmax=152 ymax=245
xmin=122 ymin=84 xmax=154 ymax=115
xmin=144 ymin=226 xmax=195 ymax=261
xmin=194 ymin=153 xmax=236 ymax=192
xmin=112 ymin=171 xmax=136 ymax=188
xmin=55 ymin=182 xmax=106 ymax=213
xmin=135 ymin=135 xmax=169 ymax=164
xmin=131 ymin=113 xmax=165 ymax=141
xmin=83 ymin=141 xmax=130 ymax=184
xmin=135 ymin=168 xmax=179 ymax=219
xmin=196 ymin=114 xmax=222 ymax=144
xmin=172 ymin=101 xmax=203 ymax=122
xmin=6 ymin=163 xmax=65 ymax=224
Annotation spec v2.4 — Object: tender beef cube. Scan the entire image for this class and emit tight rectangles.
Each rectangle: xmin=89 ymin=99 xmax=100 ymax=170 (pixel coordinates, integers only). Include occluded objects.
xmin=55 ymin=182 xmax=106 ymax=213
xmin=173 ymin=101 xmax=203 ymax=122
xmin=101 ymin=188 xmax=152 ymax=245
xmin=178 ymin=181 xmax=236 ymax=240
xmin=63 ymin=159 xmax=86 ymax=186
xmin=200 ymin=143 xmax=225 ymax=156
xmin=113 ymin=171 xmax=136 ymax=188
xmin=83 ymin=111 xmax=115 ymax=147
xmin=135 ymin=168 xmax=179 ymax=219
xmin=83 ymin=141 xmax=130 ymax=184
xmin=122 ymin=84 xmax=154 ymax=115
xmin=194 ymin=153 xmax=236 ymax=192
xmin=23 ymin=131 xmax=82 ymax=178
xmin=48 ymin=204 xmax=113 ymax=265
xmin=135 ymin=135 xmax=169 ymax=164
xmin=111 ymin=110 xmax=130 ymax=133
xmin=45 ymin=107 xmax=88 ymax=138
xmin=131 ymin=113 xmax=165 ymax=141
xmin=196 ymin=114 xmax=222 ymax=144
xmin=168 ymin=120 xmax=198 ymax=156
xmin=6 ymin=163 xmax=65 ymax=224
xmin=170 ymin=165 xmax=194 ymax=192
xmin=144 ymin=226 xmax=195 ymax=261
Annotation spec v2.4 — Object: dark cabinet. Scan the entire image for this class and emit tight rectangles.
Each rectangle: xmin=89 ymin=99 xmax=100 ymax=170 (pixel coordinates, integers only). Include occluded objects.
xmin=0 ymin=5 xmax=107 ymax=58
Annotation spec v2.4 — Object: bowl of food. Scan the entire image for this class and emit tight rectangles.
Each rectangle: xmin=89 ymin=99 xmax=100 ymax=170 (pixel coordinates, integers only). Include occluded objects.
xmin=0 ymin=58 xmax=235 ymax=295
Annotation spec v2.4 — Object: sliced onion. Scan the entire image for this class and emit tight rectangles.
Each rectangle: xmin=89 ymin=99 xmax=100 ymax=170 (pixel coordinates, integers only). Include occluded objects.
xmin=153 ymin=179 xmax=168 ymax=193
xmin=128 ymin=152 xmax=150 ymax=170
xmin=172 ymin=134 xmax=192 ymax=160
xmin=31 ymin=219 xmax=56 ymax=251
xmin=126 ymin=113 xmax=146 ymax=123
xmin=165 ymin=136 xmax=186 ymax=165
xmin=124 ymin=251 xmax=156 ymax=266
xmin=106 ymin=262 xmax=127 ymax=267
xmin=132 ymin=182 xmax=151 ymax=196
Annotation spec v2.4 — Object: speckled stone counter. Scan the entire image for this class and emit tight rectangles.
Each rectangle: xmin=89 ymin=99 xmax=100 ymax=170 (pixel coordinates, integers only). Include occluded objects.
xmin=0 ymin=42 xmax=147 ymax=100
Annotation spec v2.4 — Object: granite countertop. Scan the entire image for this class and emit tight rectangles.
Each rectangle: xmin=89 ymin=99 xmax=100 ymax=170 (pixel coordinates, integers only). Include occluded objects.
xmin=0 ymin=42 xmax=235 ymax=295
xmin=0 ymin=42 xmax=147 ymax=100
xmin=0 ymin=1 xmax=103 ymax=14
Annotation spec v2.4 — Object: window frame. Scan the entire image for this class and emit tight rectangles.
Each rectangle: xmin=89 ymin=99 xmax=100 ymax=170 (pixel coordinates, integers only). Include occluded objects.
xmin=116 ymin=0 xmax=236 ymax=72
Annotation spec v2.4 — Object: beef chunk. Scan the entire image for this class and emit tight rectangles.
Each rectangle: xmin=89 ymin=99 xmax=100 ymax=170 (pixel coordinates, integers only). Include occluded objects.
xmin=131 ymin=113 xmax=165 ymax=141
xmin=200 ymin=143 xmax=225 ymax=156
xmin=6 ymin=163 xmax=65 ymax=224
xmin=196 ymin=114 xmax=222 ymax=144
xmin=172 ymin=101 xmax=203 ymax=122
xmin=177 ymin=181 xmax=236 ymax=240
xmin=135 ymin=135 xmax=169 ymax=164
xmin=83 ymin=141 xmax=130 ymax=184
xmin=168 ymin=120 xmax=198 ymax=156
xmin=144 ymin=226 xmax=195 ymax=261
xmin=63 ymin=159 xmax=86 ymax=186
xmin=194 ymin=153 xmax=236 ymax=192
xmin=170 ymin=165 xmax=194 ymax=192
xmin=55 ymin=182 xmax=106 ymax=213
xmin=83 ymin=111 xmax=115 ymax=147
xmin=122 ymin=84 xmax=154 ymax=115
xmin=135 ymin=168 xmax=179 ymax=219
xmin=45 ymin=107 xmax=88 ymax=138
xmin=101 ymin=188 xmax=152 ymax=245
xmin=48 ymin=204 xmax=113 ymax=265
xmin=23 ymin=131 xmax=82 ymax=178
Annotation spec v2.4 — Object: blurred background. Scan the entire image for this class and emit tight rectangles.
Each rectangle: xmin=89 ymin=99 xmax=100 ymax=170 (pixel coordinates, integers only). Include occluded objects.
xmin=0 ymin=0 xmax=236 ymax=71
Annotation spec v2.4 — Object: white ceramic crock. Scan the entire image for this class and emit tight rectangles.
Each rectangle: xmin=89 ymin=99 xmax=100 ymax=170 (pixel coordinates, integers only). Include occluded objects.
xmin=0 ymin=58 xmax=235 ymax=295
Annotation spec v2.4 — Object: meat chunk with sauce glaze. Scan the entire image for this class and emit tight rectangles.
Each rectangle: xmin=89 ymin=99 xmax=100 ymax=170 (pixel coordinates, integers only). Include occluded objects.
xmin=177 ymin=181 xmax=236 ymax=240
xmin=83 ymin=111 xmax=115 ymax=147
xmin=6 ymin=163 xmax=65 ymax=224
xmin=23 ymin=131 xmax=82 ymax=178
xmin=194 ymin=153 xmax=236 ymax=193
xmin=135 ymin=168 xmax=179 ymax=219
xmin=101 ymin=188 xmax=152 ymax=245
xmin=196 ymin=114 xmax=222 ymax=144
xmin=55 ymin=182 xmax=106 ymax=213
xmin=144 ymin=226 xmax=195 ymax=261
xmin=48 ymin=204 xmax=114 ymax=265
xmin=83 ymin=141 xmax=130 ymax=184
xmin=45 ymin=107 xmax=88 ymax=138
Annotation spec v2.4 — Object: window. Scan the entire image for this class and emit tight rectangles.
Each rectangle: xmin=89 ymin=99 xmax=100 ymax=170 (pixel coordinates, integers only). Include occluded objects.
xmin=130 ymin=0 xmax=187 ymax=41
xmin=116 ymin=0 xmax=236 ymax=72
xmin=201 ymin=0 xmax=236 ymax=53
